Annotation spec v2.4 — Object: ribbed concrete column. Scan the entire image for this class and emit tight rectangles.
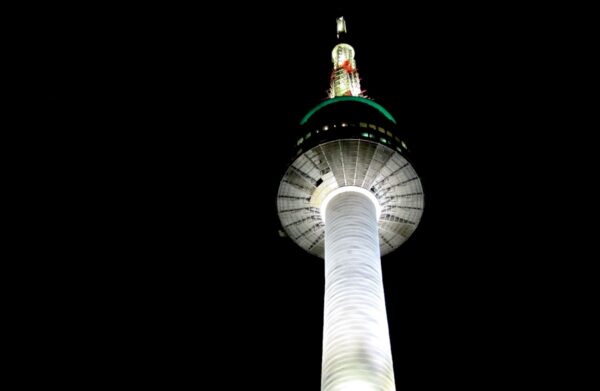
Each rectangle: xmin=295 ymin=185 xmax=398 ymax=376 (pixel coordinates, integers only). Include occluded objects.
xmin=321 ymin=187 xmax=395 ymax=391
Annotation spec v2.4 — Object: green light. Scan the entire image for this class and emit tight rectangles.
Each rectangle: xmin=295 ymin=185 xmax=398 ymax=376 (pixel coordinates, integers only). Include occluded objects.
xmin=300 ymin=96 xmax=397 ymax=125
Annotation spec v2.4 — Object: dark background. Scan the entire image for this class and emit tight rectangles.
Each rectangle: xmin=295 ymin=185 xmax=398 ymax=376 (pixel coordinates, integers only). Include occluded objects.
xmin=34 ymin=4 xmax=581 ymax=389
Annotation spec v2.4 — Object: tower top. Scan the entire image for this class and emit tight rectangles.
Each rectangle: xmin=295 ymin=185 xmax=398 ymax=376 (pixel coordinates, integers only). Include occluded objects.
xmin=336 ymin=16 xmax=347 ymax=39
xmin=277 ymin=15 xmax=424 ymax=259
xmin=329 ymin=16 xmax=363 ymax=98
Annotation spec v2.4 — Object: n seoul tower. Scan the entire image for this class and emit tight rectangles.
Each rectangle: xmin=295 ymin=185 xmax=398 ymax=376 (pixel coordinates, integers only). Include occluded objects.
xmin=276 ymin=16 xmax=424 ymax=391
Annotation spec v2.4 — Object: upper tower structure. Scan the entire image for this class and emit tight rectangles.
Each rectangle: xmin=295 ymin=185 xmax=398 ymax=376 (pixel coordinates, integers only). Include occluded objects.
xmin=277 ymin=16 xmax=423 ymax=259
xmin=329 ymin=16 xmax=362 ymax=98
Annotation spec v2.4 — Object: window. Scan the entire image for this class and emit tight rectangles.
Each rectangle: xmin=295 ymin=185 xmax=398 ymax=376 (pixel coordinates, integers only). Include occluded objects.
xmin=369 ymin=124 xmax=377 ymax=130
xmin=359 ymin=122 xmax=367 ymax=128
xmin=361 ymin=132 xmax=369 ymax=138
xmin=297 ymin=137 xmax=304 ymax=146
xmin=377 ymin=126 xmax=385 ymax=133
xmin=386 ymin=131 xmax=393 ymax=137
xmin=306 ymin=132 xmax=312 ymax=139
xmin=401 ymin=141 xmax=408 ymax=150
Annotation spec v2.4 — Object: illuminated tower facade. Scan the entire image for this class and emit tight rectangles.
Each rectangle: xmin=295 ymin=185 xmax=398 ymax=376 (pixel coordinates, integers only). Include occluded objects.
xmin=276 ymin=17 xmax=424 ymax=391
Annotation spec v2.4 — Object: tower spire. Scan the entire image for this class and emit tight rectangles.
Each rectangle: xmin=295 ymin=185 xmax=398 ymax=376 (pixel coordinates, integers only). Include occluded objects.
xmin=336 ymin=15 xmax=347 ymax=39
xmin=329 ymin=16 xmax=362 ymax=98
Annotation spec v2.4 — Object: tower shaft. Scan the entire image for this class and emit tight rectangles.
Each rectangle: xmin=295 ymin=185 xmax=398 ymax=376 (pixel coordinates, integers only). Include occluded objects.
xmin=322 ymin=189 xmax=396 ymax=391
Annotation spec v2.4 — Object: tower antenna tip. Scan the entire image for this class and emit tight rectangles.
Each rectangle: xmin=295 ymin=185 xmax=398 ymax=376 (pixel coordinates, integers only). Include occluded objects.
xmin=336 ymin=16 xmax=347 ymax=39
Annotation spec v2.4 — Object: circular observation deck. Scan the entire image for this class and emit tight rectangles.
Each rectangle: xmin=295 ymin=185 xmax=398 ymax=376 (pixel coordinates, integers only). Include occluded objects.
xmin=277 ymin=98 xmax=424 ymax=258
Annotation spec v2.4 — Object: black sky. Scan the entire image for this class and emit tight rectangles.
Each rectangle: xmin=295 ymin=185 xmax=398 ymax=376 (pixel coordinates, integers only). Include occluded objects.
xmin=34 ymin=4 xmax=580 ymax=389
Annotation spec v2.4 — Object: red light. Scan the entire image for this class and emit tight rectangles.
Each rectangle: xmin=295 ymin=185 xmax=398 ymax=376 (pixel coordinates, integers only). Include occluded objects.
xmin=342 ymin=60 xmax=354 ymax=73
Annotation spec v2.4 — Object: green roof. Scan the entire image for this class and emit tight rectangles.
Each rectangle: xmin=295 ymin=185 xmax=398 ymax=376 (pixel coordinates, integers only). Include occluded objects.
xmin=300 ymin=96 xmax=397 ymax=125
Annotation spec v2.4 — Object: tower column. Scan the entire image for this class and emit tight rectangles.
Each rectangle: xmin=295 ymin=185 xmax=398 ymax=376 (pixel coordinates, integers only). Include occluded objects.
xmin=321 ymin=188 xmax=396 ymax=391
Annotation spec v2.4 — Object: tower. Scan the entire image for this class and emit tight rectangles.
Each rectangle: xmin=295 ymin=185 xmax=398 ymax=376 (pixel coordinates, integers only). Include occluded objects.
xmin=276 ymin=16 xmax=424 ymax=391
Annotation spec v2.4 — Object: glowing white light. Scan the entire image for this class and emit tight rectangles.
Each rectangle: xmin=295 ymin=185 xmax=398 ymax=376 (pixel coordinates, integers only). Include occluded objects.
xmin=336 ymin=16 xmax=347 ymax=38
xmin=321 ymin=189 xmax=396 ymax=391
xmin=320 ymin=186 xmax=381 ymax=223
xmin=340 ymin=380 xmax=377 ymax=391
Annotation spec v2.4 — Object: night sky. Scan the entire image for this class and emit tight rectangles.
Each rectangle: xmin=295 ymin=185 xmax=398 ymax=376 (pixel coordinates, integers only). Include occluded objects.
xmin=36 ymin=4 xmax=575 ymax=389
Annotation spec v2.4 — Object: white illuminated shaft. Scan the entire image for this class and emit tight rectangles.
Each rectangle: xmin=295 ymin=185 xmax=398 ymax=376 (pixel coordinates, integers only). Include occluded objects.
xmin=322 ymin=191 xmax=396 ymax=391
